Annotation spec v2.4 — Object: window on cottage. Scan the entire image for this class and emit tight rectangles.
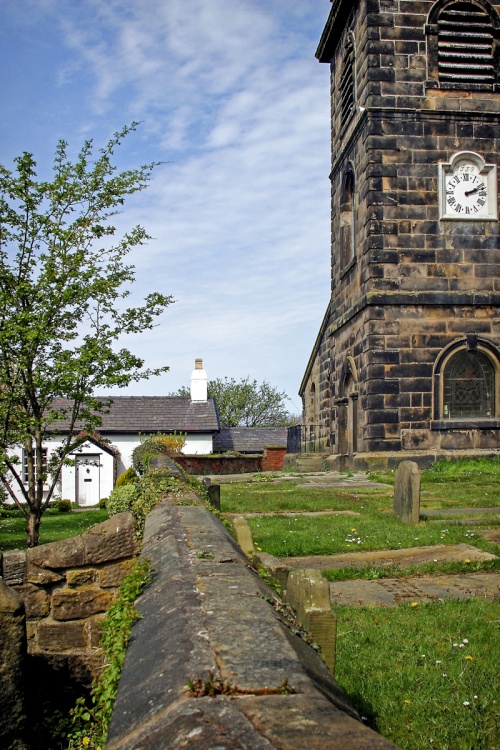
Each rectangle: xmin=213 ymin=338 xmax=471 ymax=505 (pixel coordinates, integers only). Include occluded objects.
xmin=340 ymin=169 xmax=355 ymax=269
xmin=339 ymin=36 xmax=355 ymax=132
xmin=443 ymin=350 xmax=495 ymax=418
xmin=436 ymin=1 xmax=496 ymax=86
xmin=23 ymin=447 xmax=48 ymax=483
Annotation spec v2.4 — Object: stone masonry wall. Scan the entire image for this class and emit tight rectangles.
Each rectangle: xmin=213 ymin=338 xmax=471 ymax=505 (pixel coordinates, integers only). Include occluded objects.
xmin=1 ymin=512 xmax=138 ymax=687
xmin=303 ymin=0 xmax=500 ymax=462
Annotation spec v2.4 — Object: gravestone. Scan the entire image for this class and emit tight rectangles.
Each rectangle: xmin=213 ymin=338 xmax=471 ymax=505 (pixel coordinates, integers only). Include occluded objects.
xmin=207 ymin=484 xmax=221 ymax=512
xmin=394 ymin=461 xmax=420 ymax=526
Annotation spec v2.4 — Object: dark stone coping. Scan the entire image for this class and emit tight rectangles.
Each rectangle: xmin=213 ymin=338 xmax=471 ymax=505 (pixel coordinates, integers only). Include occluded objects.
xmin=431 ymin=419 xmax=500 ymax=431
xmin=106 ymin=500 xmax=399 ymax=750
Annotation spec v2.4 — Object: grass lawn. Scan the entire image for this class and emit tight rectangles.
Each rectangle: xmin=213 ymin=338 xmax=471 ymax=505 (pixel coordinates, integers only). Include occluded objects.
xmin=0 ymin=507 xmax=108 ymax=551
xmin=336 ymin=598 xmax=499 ymax=750
xmin=221 ymin=466 xmax=499 ymax=564
xmin=221 ymin=458 xmax=500 ymax=750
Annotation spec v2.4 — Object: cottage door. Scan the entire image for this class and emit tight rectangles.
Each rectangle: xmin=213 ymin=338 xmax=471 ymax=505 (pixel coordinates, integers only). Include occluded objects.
xmin=76 ymin=455 xmax=101 ymax=506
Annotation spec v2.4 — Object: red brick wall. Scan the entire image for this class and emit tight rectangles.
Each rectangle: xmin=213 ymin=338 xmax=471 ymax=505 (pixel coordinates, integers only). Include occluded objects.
xmin=261 ymin=447 xmax=286 ymax=472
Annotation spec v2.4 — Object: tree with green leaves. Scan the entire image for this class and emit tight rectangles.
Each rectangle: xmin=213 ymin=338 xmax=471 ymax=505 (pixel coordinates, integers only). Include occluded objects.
xmin=0 ymin=124 xmax=173 ymax=546
xmin=171 ymin=377 xmax=295 ymax=427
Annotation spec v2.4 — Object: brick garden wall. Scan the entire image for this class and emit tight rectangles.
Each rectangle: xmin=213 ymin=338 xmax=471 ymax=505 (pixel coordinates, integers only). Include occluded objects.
xmin=175 ymin=448 xmax=286 ymax=475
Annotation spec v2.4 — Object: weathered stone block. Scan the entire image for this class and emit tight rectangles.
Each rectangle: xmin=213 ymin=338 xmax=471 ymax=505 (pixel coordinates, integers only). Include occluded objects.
xmin=394 ymin=461 xmax=420 ymax=525
xmin=28 ymin=537 xmax=85 ymax=570
xmin=36 ymin=620 xmax=87 ymax=652
xmin=88 ymin=614 xmax=106 ymax=648
xmin=27 ymin=563 xmax=64 ymax=586
xmin=52 ymin=587 xmax=114 ymax=621
xmin=83 ymin=512 xmax=138 ymax=564
xmin=66 ymin=568 xmax=99 ymax=587
xmin=3 ymin=550 xmax=27 ymax=585
xmin=0 ymin=579 xmax=27 ymax=750
xmin=99 ymin=559 xmax=135 ymax=588
xmin=15 ymin=584 xmax=50 ymax=619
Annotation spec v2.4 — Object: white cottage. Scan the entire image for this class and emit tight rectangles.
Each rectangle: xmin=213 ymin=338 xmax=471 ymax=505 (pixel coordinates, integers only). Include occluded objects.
xmin=9 ymin=360 xmax=220 ymax=507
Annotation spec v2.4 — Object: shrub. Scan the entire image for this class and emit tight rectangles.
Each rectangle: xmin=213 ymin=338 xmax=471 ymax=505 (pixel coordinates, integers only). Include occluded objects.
xmin=115 ymin=467 xmax=138 ymax=488
xmin=132 ymin=432 xmax=186 ymax=474
xmin=106 ymin=484 xmax=137 ymax=516
xmin=98 ymin=497 xmax=108 ymax=510
xmin=56 ymin=499 xmax=72 ymax=513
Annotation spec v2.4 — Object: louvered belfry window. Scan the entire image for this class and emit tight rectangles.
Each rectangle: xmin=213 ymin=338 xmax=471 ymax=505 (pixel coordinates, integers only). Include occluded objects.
xmin=437 ymin=1 xmax=495 ymax=85
xmin=339 ymin=37 xmax=355 ymax=132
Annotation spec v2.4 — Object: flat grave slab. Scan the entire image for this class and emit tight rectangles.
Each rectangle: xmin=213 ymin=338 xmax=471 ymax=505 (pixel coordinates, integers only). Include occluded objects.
xmin=282 ymin=543 xmax=497 ymax=571
xmin=329 ymin=572 xmax=500 ymax=608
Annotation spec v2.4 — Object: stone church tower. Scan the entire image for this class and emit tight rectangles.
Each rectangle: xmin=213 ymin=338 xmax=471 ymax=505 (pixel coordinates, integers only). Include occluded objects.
xmin=299 ymin=0 xmax=500 ymax=469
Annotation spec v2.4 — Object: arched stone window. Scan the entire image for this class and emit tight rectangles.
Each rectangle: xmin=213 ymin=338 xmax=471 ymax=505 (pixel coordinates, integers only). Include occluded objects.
xmin=426 ymin=0 xmax=499 ymax=89
xmin=443 ymin=350 xmax=494 ymax=418
xmin=340 ymin=167 xmax=355 ymax=271
xmin=433 ymin=336 xmax=499 ymax=422
xmin=339 ymin=34 xmax=356 ymax=132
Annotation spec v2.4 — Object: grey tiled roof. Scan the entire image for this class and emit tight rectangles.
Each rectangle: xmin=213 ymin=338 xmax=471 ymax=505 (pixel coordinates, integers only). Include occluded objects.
xmin=48 ymin=397 xmax=220 ymax=434
xmin=213 ymin=427 xmax=287 ymax=453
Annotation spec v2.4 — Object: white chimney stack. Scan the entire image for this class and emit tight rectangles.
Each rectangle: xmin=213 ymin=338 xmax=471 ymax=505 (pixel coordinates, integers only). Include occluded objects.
xmin=190 ymin=359 xmax=207 ymax=402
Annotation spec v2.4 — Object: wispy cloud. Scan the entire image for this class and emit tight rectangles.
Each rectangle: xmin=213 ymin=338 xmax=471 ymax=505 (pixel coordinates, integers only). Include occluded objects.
xmin=0 ymin=0 xmax=332 ymax=399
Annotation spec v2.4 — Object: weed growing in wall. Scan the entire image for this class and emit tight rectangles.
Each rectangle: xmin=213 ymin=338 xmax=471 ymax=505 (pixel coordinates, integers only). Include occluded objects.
xmin=67 ymin=558 xmax=152 ymax=750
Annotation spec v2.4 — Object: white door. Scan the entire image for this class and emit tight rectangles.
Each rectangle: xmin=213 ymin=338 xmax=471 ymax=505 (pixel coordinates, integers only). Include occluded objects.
xmin=76 ymin=455 xmax=101 ymax=506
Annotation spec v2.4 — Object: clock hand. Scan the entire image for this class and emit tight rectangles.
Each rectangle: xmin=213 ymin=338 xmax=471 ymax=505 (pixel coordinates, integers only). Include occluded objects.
xmin=464 ymin=186 xmax=480 ymax=197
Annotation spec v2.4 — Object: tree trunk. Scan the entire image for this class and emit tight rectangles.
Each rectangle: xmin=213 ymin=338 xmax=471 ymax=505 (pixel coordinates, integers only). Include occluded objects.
xmin=27 ymin=511 xmax=41 ymax=548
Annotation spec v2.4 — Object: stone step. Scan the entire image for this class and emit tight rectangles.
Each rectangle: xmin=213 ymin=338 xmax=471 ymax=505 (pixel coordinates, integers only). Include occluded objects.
xmin=294 ymin=455 xmax=328 ymax=472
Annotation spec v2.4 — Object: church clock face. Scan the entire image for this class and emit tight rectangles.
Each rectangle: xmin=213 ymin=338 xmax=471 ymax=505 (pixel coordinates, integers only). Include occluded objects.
xmin=439 ymin=152 xmax=498 ymax=221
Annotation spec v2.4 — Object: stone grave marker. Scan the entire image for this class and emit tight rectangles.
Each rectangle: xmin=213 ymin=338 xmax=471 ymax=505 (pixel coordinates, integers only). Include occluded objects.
xmin=394 ymin=461 xmax=420 ymax=525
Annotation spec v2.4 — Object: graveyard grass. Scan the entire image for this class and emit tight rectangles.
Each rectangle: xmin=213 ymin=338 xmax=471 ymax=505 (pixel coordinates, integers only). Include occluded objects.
xmin=221 ymin=458 xmax=500 ymax=750
xmin=335 ymin=598 xmax=499 ymax=750
xmin=0 ymin=507 xmax=108 ymax=551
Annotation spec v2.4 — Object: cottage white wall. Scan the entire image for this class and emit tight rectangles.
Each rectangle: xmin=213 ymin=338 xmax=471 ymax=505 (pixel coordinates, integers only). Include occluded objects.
xmin=111 ymin=435 xmax=142 ymax=476
xmin=109 ymin=432 xmax=214 ymax=475
xmin=62 ymin=441 xmax=115 ymax=504
xmin=182 ymin=434 xmax=213 ymax=455
xmin=6 ymin=431 xmax=214 ymax=506
xmin=6 ymin=443 xmax=62 ymax=506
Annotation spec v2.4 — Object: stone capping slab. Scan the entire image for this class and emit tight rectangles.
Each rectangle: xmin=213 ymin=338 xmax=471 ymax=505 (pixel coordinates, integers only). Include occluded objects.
xmin=106 ymin=500 xmax=399 ymax=750
xmin=24 ymin=512 xmax=138 ymax=572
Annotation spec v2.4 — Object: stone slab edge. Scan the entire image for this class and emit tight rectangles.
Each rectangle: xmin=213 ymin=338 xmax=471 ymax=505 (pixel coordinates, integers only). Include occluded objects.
xmin=107 ymin=500 xmax=399 ymax=750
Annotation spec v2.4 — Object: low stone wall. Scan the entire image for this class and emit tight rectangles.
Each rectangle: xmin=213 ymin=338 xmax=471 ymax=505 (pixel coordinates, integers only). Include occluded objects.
xmin=1 ymin=512 xmax=138 ymax=688
xmin=106 ymin=498 xmax=399 ymax=749
xmin=176 ymin=453 xmax=262 ymax=474
xmin=175 ymin=447 xmax=287 ymax=475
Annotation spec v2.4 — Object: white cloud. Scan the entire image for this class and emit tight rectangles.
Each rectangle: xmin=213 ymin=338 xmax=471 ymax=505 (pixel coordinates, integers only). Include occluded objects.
xmin=0 ymin=0 xmax=333 ymax=401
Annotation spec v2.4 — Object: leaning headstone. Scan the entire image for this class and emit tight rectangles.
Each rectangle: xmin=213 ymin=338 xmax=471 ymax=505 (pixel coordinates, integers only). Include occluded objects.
xmin=394 ymin=461 xmax=420 ymax=525
xmin=285 ymin=569 xmax=337 ymax=673
xmin=0 ymin=578 xmax=28 ymax=749
xmin=232 ymin=516 xmax=254 ymax=558
xmin=207 ymin=484 xmax=221 ymax=512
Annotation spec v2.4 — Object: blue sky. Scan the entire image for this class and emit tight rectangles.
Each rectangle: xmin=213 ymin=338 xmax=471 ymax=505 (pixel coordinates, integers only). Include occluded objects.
xmin=0 ymin=0 xmax=332 ymax=413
